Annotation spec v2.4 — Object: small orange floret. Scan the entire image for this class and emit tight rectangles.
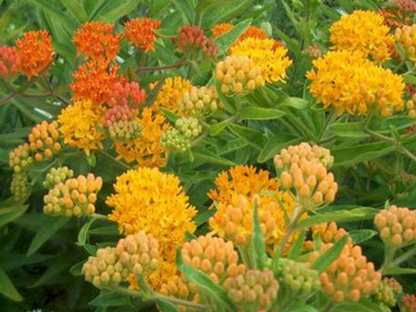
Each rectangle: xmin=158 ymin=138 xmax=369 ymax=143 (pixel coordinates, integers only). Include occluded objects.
xmin=15 ymin=30 xmax=54 ymax=78
xmin=124 ymin=18 xmax=161 ymax=52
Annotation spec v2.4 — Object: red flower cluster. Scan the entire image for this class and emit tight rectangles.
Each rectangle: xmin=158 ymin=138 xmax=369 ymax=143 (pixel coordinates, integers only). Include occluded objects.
xmin=173 ymin=25 xmax=218 ymax=58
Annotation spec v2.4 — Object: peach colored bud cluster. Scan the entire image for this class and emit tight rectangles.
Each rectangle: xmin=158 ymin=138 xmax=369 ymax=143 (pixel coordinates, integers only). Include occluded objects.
xmin=274 ymin=143 xmax=337 ymax=211
xmin=159 ymin=275 xmax=200 ymax=311
xmin=0 ymin=46 xmax=21 ymax=79
xmin=304 ymin=222 xmax=348 ymax=251
xmin=374 ymin=277 xmax=402 ymax=308
xmin=309 ymin=243 xmax=381 ymax=303
xmin=395 ymin=25 xmax=416 ymax=62
xmin=10 ymin=173 xmax=31 ymax=202
xmin=43 ymin=166 xmax=74 ymax=190
xmin=103 ymin=104 xmax=142 ymax=142
xmin=224 ymin=269 xmax=279 ymax=311
xmin=402 ymin=294 xmax=416 ymax=312
xmin=303 ymin=44 xmax=323 ymax=59
xmin=374 ymin=205 xmax=416 ymax=248
xmin=179 ymin=86 xmax=220 ymax=118
xmin=274 ymin=258 xmax=320 ymax=295
xmin=216 ymin=55 xmax=265 ymax=95
xmin=9 ymin=143 xmax=33 ymax=174
xmin=181 ymin=235 xmax=245 ymax=285
xmin=28 ymin=121 xmax=61 ymax=162
xmin=84 ymin=231 xmax=159 ymax=289
xmin=405 ymin=94 xmax=416 ymax=119
xmin=107 ymin=82 xmax=146 ymax=108
xmin=173 ymin=25 xmax=218 ymax=58
xmin=43 ymin=173 xmax=102 ymax=217
xmin=160 ymin=117 xmax=202 ymax=152
xmin=388 ymin=0 xmax=416 ymax=12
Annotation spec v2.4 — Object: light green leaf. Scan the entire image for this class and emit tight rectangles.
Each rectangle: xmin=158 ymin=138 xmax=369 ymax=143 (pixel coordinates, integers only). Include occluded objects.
xmin=287 ymin=229 xmax=306 ymax=260
xmin=214 ymin=19 xmax=251 ymax=54
xmin=98 ymin=0 xmax=142 ymax=22
xmin=257 ymin=137 xmax=302 ymax=163
xmin=172 ymin=0 xmax=195 ymax=24
xmin=240 ymin=107 xmax=285 ymax=120
xmin=156 ymin=298 xmax=181 ymax=312
xmin=310 ymin=235 xmax=348 ymax=273
xmin=193 ymin=152 xmax=237 ymax=166
xmin=349 ymin=229 xmax=377 ymax=245
xmin=61 ymin=0 xmax=89 ymax=23
xmin=383 ymin=267 xmax=416 ymax=275
xmin=328 ymin=122 xmax=368 ymax=138
xmin=332 ymin=142 xmax=395 ymax=167
xmin=252 ymin=198 xmax=267 ymax=270
xmin=279 ymin=97 xmax=308 ymax=109
xmin=76 ymin=218 xmax=98 ymax=247
xmin=0 ymin=266 xmax=22 ymax=301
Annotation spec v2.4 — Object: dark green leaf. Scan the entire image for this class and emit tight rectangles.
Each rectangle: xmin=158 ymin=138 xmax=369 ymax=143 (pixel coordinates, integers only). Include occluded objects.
xmin=61 ymin=0 xmax=88 ymax=23
xmin=332 ymin=142 xmax=395 ymax=167
xmin=310 ymin=235 xmax=348 ymax=273
xmin=287 ymin=229 xmax=306 ymax=260
xmin=240 ymin=107 xmax=285 ymax=120
xmin=0 ymin=266 xmax=22 ymax=301
xmin=89 ymin=290 xmax=132 ymax=307
xmin=156 ymin=298 xmax=180 ymax=312
xmin=228 ymin=123 xmax=267 ymax=149
xmin=0 ymin=203 xmax=28 ymax=229
xmin=257 ymin=137 xmax=302 ymax=163
xmin=349 ymin=230 xmax=377 ymax=245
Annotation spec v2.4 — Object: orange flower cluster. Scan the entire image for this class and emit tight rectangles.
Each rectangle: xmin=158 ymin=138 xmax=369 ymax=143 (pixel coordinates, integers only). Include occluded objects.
xmin=27 ymin=121 xmax=61 ymax=162
xmin=107 ymin=82 xmax=146 ymax=108
xmin=159 ymin=275 xmax=200 ymax=310
xmin=15 ymin=30 xmax=54 ymax=78
xmin=173 ymin=25 xmax=218 ymax=58
xmin=125 ymin=18 xmax=161 ymax=52
xmin=73 ymin=21 xmax=122 ymax=64
xmin=0 ymin=46 xmax=21 ymax=79
xmin=304 ymin=222 xmax=348 ymax=251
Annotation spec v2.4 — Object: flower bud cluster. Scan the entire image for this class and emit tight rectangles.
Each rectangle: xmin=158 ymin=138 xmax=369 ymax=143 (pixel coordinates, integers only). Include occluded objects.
xmin=179 ymin=86 xmax=220 ymax=118
xmin=9 ymin=143 xmax=33 ymax=174
xmin=304 ymin=222 xmax=348 ymax=251
xmin=43 ymin=173 xmax=102 ymax=217
xmin=216 ymin=55 xmax=265 ymax=95
xmin=160 ymin=117 xmax=202 ymax=152
xmin=388 ymin=0 xmax=416 ymax=13
xmin=395 ymin=25 xmax=416 ymax=62
xmin=309 ymin=243 xmax=381 ymax=303
xmin=405 ymin=94 xmax=416 ymax=119
xmin=107 ymin=82 xmax=146 ymax=108
xmin=224 ymin=269 xmax=279 ymax=311
xmin=303 ymin=44 xmax=323 ymax=59
xmin=28 ymin=121 xmax=61 ymax=162
xmin=173 ymin=25 xmax=218 ymax=58
xmin=374 ymin=277 xmax=402 ymax=308
xmin=274 ymin=143 xmax=337 ymax=211
xmin=274 ymin=258 xmax=320 ymax=296
xmin=0 ymin=46 xmax=21 ymax=79
xmin=84 ymin=231 xmax=159 ymax=288
xmin=43 ymin=166 xmax=74 ymax=190
xmin=181 ymin=235 xmax=245 ymax=285
xmin=159 ymin=275 xmax=200 ymax=311
xmin=374 ymin=205 xmax=416 ymax=248
xmin=10 ymin=173 xmax=31 ymax=202
xmin=402 ymin=294 xmax=416 ymax=312
xmin=103 ymin=104 xmax=142 ymax=142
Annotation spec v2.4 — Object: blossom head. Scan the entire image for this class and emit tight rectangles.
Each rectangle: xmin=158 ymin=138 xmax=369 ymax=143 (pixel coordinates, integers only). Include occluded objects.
xmin=15 ymin=30 xmax=54 ymax=78
xmin=159 ymin=274 xmax=200 ymax=309
xmin=125 ymin=18 xmax=161 ymax=52
xmin=27 ymin=121 xmax=62 ymax=162
xmin=108 ymin=81 xmax=146 ymax=108
xmin=150 ymin=76 xmax=192 ymax=113
xmin=0 ymin=46 xmax=21 ymax=79
xmin=173 ymin=25 xmax=218 ymax=58
xmin=179 ymin=86 xmax=221 ymax=118
xmin=73 ymin=21 xmax=122 ymax=63
xmin=329 ymin=10 xmax=393 ymax=63
xmin=103 ymin=104 xmax=142 ymax=143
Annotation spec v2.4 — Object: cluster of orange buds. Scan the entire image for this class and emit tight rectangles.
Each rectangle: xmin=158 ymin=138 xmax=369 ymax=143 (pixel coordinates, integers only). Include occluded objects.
xmin=83 ymin=231 xmax=159 ymax=289
xmin=9 ymin=143 xmax=33 ymax=174
xmin=0 ymin=46 xmax=21 ymax=79
xmin=374 ymin=205 xmax=416 ymax=248
xmin=124 ymin=17 xmax=161 ymax=52
xmin=10 ymin=173 xmax=31 ymax=202
xmin=402 ymin=294 xmax=416 ymax=312
xmin=103 ymin=104 xmax=142 ymax=142
xmin=107 ymin=82 xmax=146 ymax=108
xmin=224 ymin=269 xmax=279 ymax=311
xmin=173 ymin=25 xmax=218 ymax=58
xmin=395 ymin=25 xmax=416 ymax=62
xmin=374 ymin=277 xmax=402 ymax=308
xmin=216 ymin=55 xmax=264 ymax=95
xmin=159 ymin=275 xmax=201 ymax=311
xmin=309 ymin=242 xmax=381 ymax=303
xmin=303 ymin=44 xmax=324 ymax=59
xmin=179 ymin=86 xmax=220 ymax=118
xmin=43 ymin=166 xmax=74 ymax=190
xmin=181 ymin=235 xmax=245 ymax=285
xmin=405 ymin=93 xmax=416 ymax=119
xmin=27 ymin=121 xmax=61 ymax=162
xmin=389 ymin=0 xmax=416 ymax=13
xmin=274 ymin=143 xmax=337 ymax=211
xmin=304 ymin=222 xmax=348 ymax=251
xmin=160 ymin=117 xmax=202 ymax=152
xmin=43 ymin=173 xmax=102 ymax=217
xmin=274 ymin=258 xmax=320 ymax=296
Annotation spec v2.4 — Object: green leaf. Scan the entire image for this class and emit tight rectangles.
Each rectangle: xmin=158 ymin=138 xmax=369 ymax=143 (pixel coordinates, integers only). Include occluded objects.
xmin=289 ymin=306 xmax=319 ymax=312
xmin=228 ymin=124 xmax=267 ymax=149
xmin=29 ymin=256 xmax=74 ymax=288
xmin=383 ymin=267 xmax=416 ymax=275
xmin=69 ymin=260 xmax=85 ymax=276
xmin=214 ymin=19 xmax=251 ymax=54
xmin=193 ymin=152 xmax=237 ymax=166
xmin=209 ymin=121 xmax=229 ymax=136
xmin=0 ymin=202 xmax=28 ymax=229
xmin=328 ymin=122 xmax=368 ymax=138
xmin=333 ymin=298 xmax=386 ymax=312
xmin=310 ymin=235 xmax=348 ymax=273
xmin=89 ymin=290 xmax=132 ymax=307
xmin=349 ymin=230 xmax=377 ymax=245
xmin=240 ymin=107 xmax=285 ymax=120
xmin=403 ymin=74 xmax=416 ymax=86
xmin=287 ymin=229 xmax=306 ymax=260
xmin=98 ymin=0 xmax=142 ymax=22
xmin=332 ymin=142 xmax=395 ymax=167
xmin=199 ymin=0 xmax=253 ymax=29
xmin=252 ymin=198 xmax=267 ymax=270
xmin=77 ymin=218 xmax=98 ymax=247
xmin=27 ymin=216 xmax=69 ymax=256
xmin=279 ymin=97 xmax=308 ymax=109
xmin=172 ymin=0 xmax=195 ymax=24
xmin=156 ymin=298 xmax=180 ymax=312
xmin=0 ymin=266 xmax=22 ymax=301
xmin=295 ymin=208 xmax=379 ymax=229
xmin=89 ymin=225 xmax=119 ymax=235
xmin=257 ymin=137 xmax=302 ymax=163
xmin=159 ymin=107 xmax=180 ymax=123
xmin=61 ymin=0 xmax=89 ymax=23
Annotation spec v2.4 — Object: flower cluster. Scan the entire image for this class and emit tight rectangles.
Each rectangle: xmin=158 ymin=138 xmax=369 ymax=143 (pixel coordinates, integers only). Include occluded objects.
xmin=230 ymin=38 xmax=292 ymax=83
xmin=124 ymin=18 xmax=161 ymax=52
xmin=374 ymin=205 xmax=416 ymax=248
xmin=388 ymin=0 xmax=416 ymax=13
xmin=159 ymin=275 xmax=200 ymax=310
xmin=395 ymin=25 xmax=416 ymax=62
xmin=10 ymin=174 xmax=31 ymax=202
xmin=274 ymin=258 xmax=320 ymax=296
xmin=216 ymin=55 xmax=264 ymax=95
xmin=179 ymin=86 xmax=220 ymax=118
xmin=9 ymin=143 xmax=33 ymax=174
xmin=405 ymin=93 xmax=416 ymax=119
xmin=107 ymin=82 xmax=146 ymax=108
xmin=15 ymin=30 xmax=54 ymax=78
xmin=374 ymin=277 xmax=402 ymax=308
xmin=307 ymin=50 xmax=405 ymax=116
xmin=27 ymin=121 xmax=61 ymax=162
xmin=173 ymin=25 xmax=218 ymax=58
xmin=181 ymin=235 xmax=245 ymax=284
xmin=43 ymin=166 xmax=74 ymax=190
xmin=103 ymin=104 xmax=142 ymax=143
xmin=0 ymin=46 xmax=21 ymax=79
xmin=402 ymin=294 xmax=416 ymax=312
xmin=303 ymin=44 xmax=324 ymax=59
xmin=58 ymin=100 xmax=104 ymax=156
xmin=150 ymin=76 xmax=193 ymax=113
xmin=73 ymin=21 xmax=122 ymax=64
xmin=160 ymin=117 xmax=202 ymax=152
xmin=83 ymin=231 xmax=159 ymax=288
xmin=304 ymin=222 xmax=348 ymax=251
xmin=329 ymin=10 xmax=394 ymax=63
xmin=43 ymin=173 xmax=102 ymax=217
xmin=225 ymin=269 xmax=279 ymax=311
xmin=106 ymin=167 xmax=197 ymax=260
xmin=309 ymin=242 xmax=381 ymax=303
xmin=274 ymin=143 xmax=337 ymax=211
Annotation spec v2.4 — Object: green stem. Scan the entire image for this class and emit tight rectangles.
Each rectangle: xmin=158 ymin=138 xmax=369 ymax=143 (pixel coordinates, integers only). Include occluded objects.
xmin=390 ymin=245 xmax=416 ymax=268
xmin=96 ymin=150 xmax=132 ymax=170
xmin=318 ymin=109 xmax=337 ymax=141
xmin=90 ymin=213 xmax=108 ymax=221
xmin=136 ymin=59 xmax=186 ymax=73
xmin=279 ymin=203 xmax=302 ymax=251
xmin=381 ymin=247 xmax=396 ymax=274
xmin=321 ymin=302 xmax=334 ymax=312
xmin=0 ymin=92 xmax=16 ymax=105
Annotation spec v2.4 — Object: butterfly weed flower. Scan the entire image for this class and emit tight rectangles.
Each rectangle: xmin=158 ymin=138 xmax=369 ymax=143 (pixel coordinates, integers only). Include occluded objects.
xmin=179 ymin=86 xmax=221 ymax=118
xmin=43 ymin=166 xmax=74 ymax=190
xmin=150 ymin=76 xmax=193 ymax=113
xmin=125 ymin=18 xmax=161 ymax=52
xmin=103 ymin=104 xmax=142 ymax=143
xmin=0 ymin=46 xmax=21 ymax=80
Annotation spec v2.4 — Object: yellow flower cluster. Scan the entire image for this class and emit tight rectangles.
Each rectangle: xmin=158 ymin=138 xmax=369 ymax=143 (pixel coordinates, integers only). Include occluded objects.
xmin=329 ymin=10 xmax=394 ymax=63
xmin=150 ymin=76 xmax=192 ymax=113
xmin=57 ymin=100 xmax=104 ymax=156
xmin=28 ymin=121 xmax=62 ymax=162
xmin=179 ymin=86 xmax=220 ymax=118
xmin=395 ymin=25 xmax=416 ymax=62
xmin=306 ymin=50 xmax=405 ymax=116
xmin=230 ymin=38 xmax=292 ymax=83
